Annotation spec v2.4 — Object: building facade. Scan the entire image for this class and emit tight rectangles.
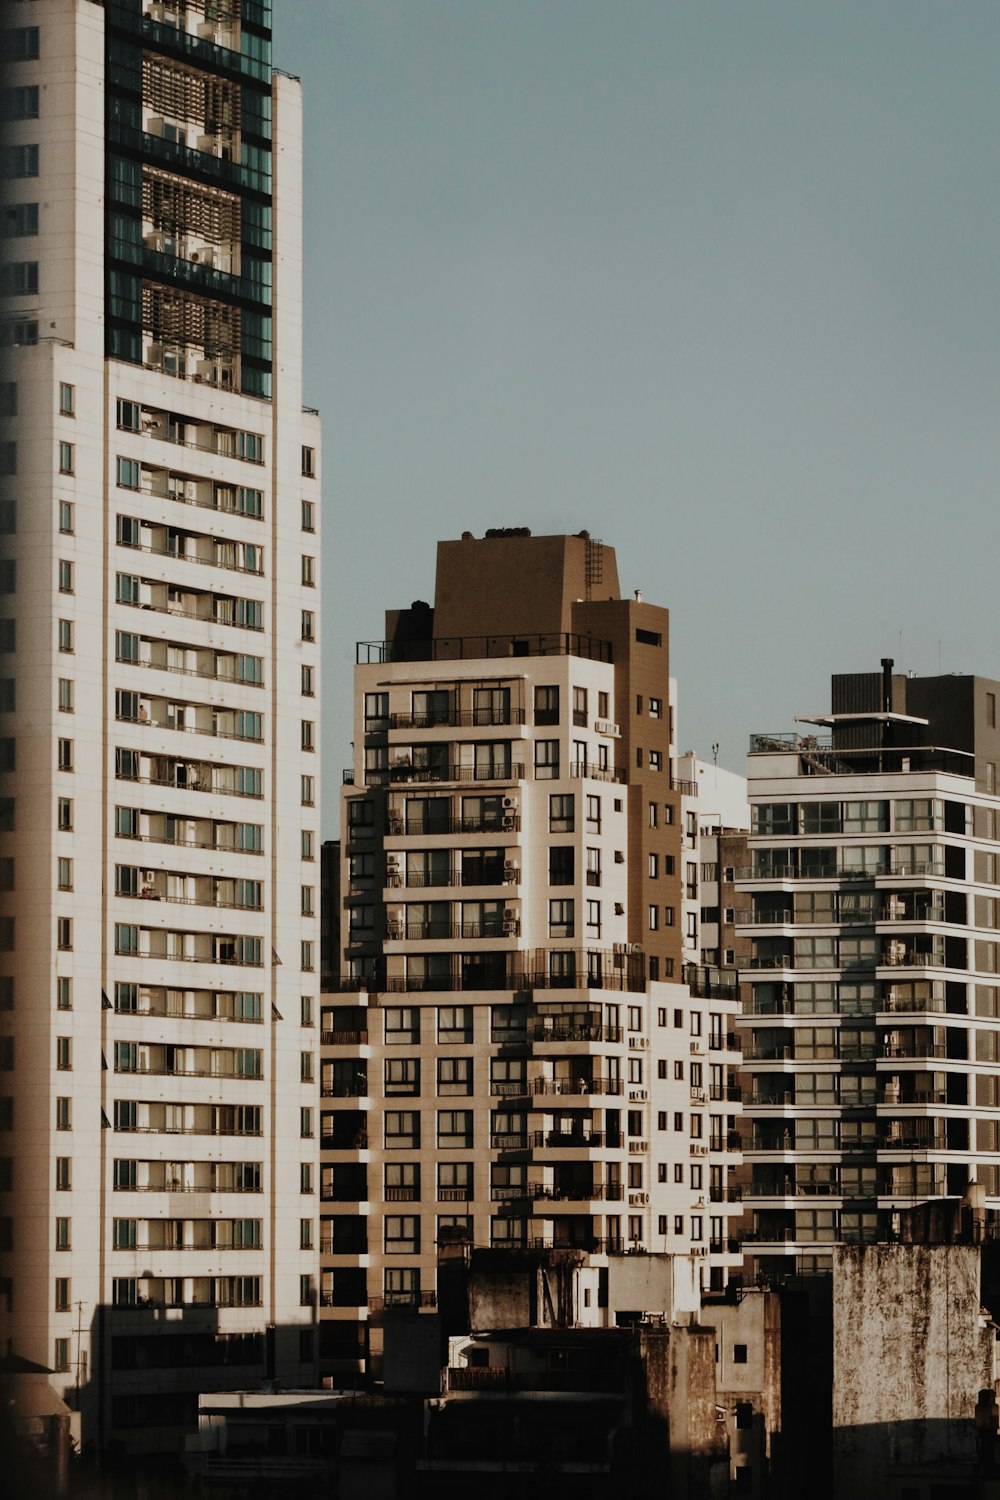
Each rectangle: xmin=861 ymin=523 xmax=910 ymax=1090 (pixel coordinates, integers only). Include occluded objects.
xmin=738 ymin=664 xmax=1000 ymax=1281
xmin=0 ymin=0 xmax=320 ymax=1451
xmin=321 ymin=531 xmax=743 ymax=1382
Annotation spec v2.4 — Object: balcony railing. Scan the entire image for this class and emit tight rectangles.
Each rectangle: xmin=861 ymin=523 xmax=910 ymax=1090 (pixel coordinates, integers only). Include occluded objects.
xmin=736 ymin=863 xmax=945 ymax=882
xmin=530 ymin=1130 xmax=606 ymax=1149
xmin=386 ymin=708 xmax=527 ymax=729
xmin=532 ymin=1077 xmax=623 ymax=1096
xmin=358 ymin=632 xmax=613 ymax=666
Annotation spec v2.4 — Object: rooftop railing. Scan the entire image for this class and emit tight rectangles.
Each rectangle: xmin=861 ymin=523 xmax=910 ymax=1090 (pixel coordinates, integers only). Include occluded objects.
xmin=358 ymin=631 xmax=613 ymax=665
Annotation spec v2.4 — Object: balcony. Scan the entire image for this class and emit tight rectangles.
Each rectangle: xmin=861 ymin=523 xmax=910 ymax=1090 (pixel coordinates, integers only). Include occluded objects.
xmin=747 ymin=734 xmax=973 ymax=780
xmin=532 ymin=1077 xmax=623 ymax=1097
xmin=358 ymin=631 xmax=613 ymax=666
xmin=387 ymin=708 xmax=527 ymax=729
xmin=530 ymin=1130 xmax=606 ymax=1150
xmin=380 ymin=762 xmax=525 ymax=787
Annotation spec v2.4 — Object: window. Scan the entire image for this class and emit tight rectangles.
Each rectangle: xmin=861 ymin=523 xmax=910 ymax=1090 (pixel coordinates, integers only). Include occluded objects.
xmin=549 ymin=846 xmax=574 ymax=885
xmin=301 ymin=720 xmax=314 ymax=751
xmin=58 ymin=678 xmax=73 ymax=713
xmin=57 ymin=859 xmax=72 ymax=892
xmin=116 ymin=457 xmax=140 ymax=490
xmin=55 ymin=1157 xmax=71 ymax=1191
xmin=59 ymin=442 xmax=74 ymax=475
xmin=301 ymin=500 xmax=315 ymax=531
xmin=58 ymin=618 xmax=73 ymax=654
xmin=573 ymin=686 xmax=588 ymax=726
xmin=586 ymin=795 xmax=601 ymax=833
xmin=301 ymin=445 xmax=315 ymax=477
xmin=1 ymin=144 xmax=38 ymax=177
xmin=59 ymin=500 xmax=74 ymax=534
xmin=56 ymin=919 xmax=72 ymax=952
xmin=438 ymin=1006 xmax=472 ymax=1042
xmin=55 ymin=1277 xmax=70 ymax=1312
xmin=301 ymin=775 xmax=314 ymax=805
xmin=301 ymin=831 xmax=314 ymax=860
xmin=58 ymin=560 xmax=73 ymax=594
xmin=57 ymin=977 xmax=72 ymax=1010
xmin=301 ymin=554 xmax=315 ymax=586
xmin=384 ymin=1215 xmax=419 ymax=1253
xmin=534 ymin=685 xmax=559 ymax=725
xmin=549 ymin=793 xmax=574 ymax=832
xmin=549 ymin=899 xmax=574 ymax=938
xmin=437 ymin=1110 xmax=473 ymax=1147
xmin=648 ymin=905 xmax=658 ymax=931
xmin=649 ymin=697 xmax=663 ymax=718
xmin=300 ymin=1051 xmax=313 ymax=1081
xmin=586 ymin=899 xmax=601 ymax=935
xmin=385 ymin=1111 xmax=420 ymax=1148
xmin=301 ymin=610 xmax=315 ymax=641
xmin=301 ymin=664 xmax=314 ymax=696
xmin=57 ymin=798 xmax=73 ymax=831
xmin=385 ymin=1058 xmax=420 ymax=1096
xmin=56 ymin=1098 xmax=71 ymax=1131
xmin=733 ymin=1344 xmax=748 ymax=1364
xmin=437 ymin=1057 xmax=472 ymax=1096
xmin=534 ymin=740 xmax=559 ymax=779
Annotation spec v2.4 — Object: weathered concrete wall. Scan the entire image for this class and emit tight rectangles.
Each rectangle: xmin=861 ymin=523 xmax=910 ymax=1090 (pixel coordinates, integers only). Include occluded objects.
xmin=468 ymin=1269 xmax=533 ymax=1331
xmin=712 ymin=1289 xmax=782 ymax=1476
xmin=608 ymin=1253 xmax=696 ymax=1323
xmin=641 ymin=1325 xmax=723 ymax=1499
xmin=833 ymin=1244 xmax=995 ymax=1500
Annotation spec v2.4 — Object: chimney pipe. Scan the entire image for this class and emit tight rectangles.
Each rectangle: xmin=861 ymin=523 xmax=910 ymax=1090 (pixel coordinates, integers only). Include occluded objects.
xmin=880 ymin=658 xmax=894 ymax=714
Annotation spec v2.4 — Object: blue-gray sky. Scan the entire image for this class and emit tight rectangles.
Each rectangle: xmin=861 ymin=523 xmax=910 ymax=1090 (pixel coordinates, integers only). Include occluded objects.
xmin=273 ymin=2 xmax=1000 ymax=837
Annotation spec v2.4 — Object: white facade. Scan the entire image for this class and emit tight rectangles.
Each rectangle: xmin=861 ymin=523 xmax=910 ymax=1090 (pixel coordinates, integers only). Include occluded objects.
xmin=0 ymin=0 xmax=320 ymax=1451
xmin=738 ymin=691 xmax=1000 ymax=1279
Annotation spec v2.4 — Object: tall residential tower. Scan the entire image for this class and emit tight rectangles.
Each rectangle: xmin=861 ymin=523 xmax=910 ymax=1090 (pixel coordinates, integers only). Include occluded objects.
xmin=321 ymin=531 xmax=744 ymax=1383
xmin=0 ymin=0 xmax=320 ymax=1451
xmin=739 ymin=665 xmax=1000 ymax=1280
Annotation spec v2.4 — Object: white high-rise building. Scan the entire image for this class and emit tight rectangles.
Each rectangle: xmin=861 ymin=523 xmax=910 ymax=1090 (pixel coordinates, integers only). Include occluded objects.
xmin=738 ymin=663 xmax=1000 ymax=1281
xmin=0 ymin=0 xmax=320 ymax=1453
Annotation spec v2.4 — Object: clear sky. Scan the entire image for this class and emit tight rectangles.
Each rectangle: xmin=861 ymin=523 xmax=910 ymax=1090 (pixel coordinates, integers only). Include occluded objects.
xmin=272 ymin=2 xmax=1000 ymax=838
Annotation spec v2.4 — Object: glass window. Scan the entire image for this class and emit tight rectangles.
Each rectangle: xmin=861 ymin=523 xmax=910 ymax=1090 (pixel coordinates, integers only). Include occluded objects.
xmin=534 ymin=740 xmax=559 ymax=780
xmin=534 ymin=685 xmax=559 ymax=725
xmin=549 ymin=793 xmax=574 ymax=832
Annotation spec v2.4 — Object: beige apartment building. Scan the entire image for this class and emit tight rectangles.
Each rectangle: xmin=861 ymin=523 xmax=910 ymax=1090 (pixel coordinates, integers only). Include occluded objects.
xmin=320 ymin=531 xmax=743 ymax=1382
xmin=0 ymin=0 xmax=320 ymax=1453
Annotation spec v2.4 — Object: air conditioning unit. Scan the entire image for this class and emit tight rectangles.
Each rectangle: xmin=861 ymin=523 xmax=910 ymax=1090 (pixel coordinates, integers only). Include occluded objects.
xmin=195 ymin=359 xmax=214 ymax=382
xmin=146 ymin=343 xmax=164 ymax=368
xmin=691 ymin=1246 xmax=708 ymax=1257
xmin=628 ymin=1087 xmax=648 ymax=1102
xmin=594 ymin=719 xmax=620 ymax=738
xmin=196 ymin=135 xmax=217 ymax=156
xmin=628 ymin=1192 xmax=649 ymax=1206
xmin=503 ymin=909 xmax=517 ymax=923
xmin=502 ymin=795 xmax=518 ymax=810
xmin=501 ymin=815 xmax=515 ymax=830
xmin=144 ymin=231 xmax=164 ymax=251
xmin=503 ymin=863 xmax=518 ymax=880
xmin=691 ymin=1144 xmax=708 ymax=1157
xmin=386 ymin=857 xmax=400 ymax=871
xmin=386 ymin=922 xmax=403 ymax=940
xmin=613 ymin=942 xmax=627 ymax=955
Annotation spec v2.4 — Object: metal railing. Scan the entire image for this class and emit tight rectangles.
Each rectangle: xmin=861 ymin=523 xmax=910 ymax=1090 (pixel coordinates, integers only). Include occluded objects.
xmin=358 ymin=631 xmax=613 ymax=666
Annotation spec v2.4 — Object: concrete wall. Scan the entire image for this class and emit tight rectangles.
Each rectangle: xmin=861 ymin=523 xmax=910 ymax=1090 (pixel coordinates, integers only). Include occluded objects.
xmin=833 ymin=1243 xmax=997 ymax=1500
